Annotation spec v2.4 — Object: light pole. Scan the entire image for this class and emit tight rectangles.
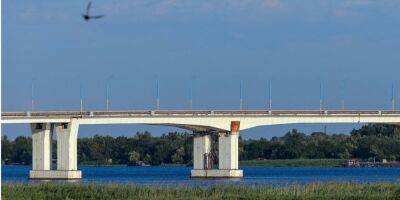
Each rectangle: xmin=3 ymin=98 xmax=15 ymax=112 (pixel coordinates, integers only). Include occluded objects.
xmin=268 ymin=80 xmax=272 ymax=110
xmin=340 ymin=80 xmax=345 ymax=110
xmin=80 ymin=80 xmax=84 ymax=113
xmin=31 ymin=78 xmax=35 ymax=112
xmin=392 ymin=84 xmax=396 ymax=111
xmin=106 ymin=75 xmax=114 ymax=111
xmin=320 ymin=81 xmax=324 ymax=111
xmin=189 ymin=77 xmax=194 ymax=110
xmin=240 ymin=80 xmax=243 ymax=110
xmin=156 ymin=79 xmax=160 ymax=110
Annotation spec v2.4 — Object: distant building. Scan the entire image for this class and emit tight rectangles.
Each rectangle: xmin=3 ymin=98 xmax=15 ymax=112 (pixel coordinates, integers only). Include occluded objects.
xmin=347 ymin=159 xmax=360 ymax=167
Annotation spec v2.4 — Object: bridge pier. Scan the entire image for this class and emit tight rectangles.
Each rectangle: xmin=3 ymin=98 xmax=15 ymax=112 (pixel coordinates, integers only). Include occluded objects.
xmin=190 ymin=134 xmax=212 ymax=177
xmin=191 ymin=121 xmax=243 ymax=178
xmin=54 ymin=121 xmax=81 ymax=179
xmin=29 ymin=123 xmax=53 ymax=178
xmin=29 ymin=120 xmax=81 ymax=180
xmin=217 ymin=131 xmax=242 ymax=177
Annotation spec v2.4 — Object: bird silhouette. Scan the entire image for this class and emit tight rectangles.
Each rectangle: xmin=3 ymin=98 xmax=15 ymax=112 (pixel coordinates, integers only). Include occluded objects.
xmin=82 ymin=1 xmax=104 ymax=21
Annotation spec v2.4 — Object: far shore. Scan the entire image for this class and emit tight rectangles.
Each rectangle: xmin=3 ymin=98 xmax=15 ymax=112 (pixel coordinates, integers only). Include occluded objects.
xmin=3 ymin=158 xmax=399 ymax=168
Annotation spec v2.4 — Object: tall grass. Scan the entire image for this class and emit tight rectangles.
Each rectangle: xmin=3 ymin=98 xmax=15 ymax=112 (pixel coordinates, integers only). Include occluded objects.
xmin=2 ymin=182 xmax=400 ymax=200
xmin=240 ymin=159 xmax=347 ymax=167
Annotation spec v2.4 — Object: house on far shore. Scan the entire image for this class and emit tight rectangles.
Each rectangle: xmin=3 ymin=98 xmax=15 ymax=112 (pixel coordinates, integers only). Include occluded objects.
xmin=347 ymin=159 xmax=360 ymax=167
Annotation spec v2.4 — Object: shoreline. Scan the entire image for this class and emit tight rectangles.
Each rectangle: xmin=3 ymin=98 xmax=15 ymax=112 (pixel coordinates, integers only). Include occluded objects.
xmin=3 ymin=158 xmax=399 ymax=168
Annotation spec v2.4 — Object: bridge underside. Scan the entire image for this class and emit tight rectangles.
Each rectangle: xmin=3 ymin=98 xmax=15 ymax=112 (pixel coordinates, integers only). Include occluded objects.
xmin=160 ymin=124 xmax=226 ymax=133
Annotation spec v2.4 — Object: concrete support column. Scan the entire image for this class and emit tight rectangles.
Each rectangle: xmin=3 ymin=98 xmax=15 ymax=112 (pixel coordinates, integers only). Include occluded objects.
xmin=218 ymin=132 xmax=239 ymax=170
xmin=191 ymin=121 xmax=243 ymax=178
xmin=55 ymin=121 xmax=79 ymax=171
xmin=192 ymin=134 xmax=212 ymax=170
xmin=30 ymin=123 xmax=52 ymax=174
xmin=30 ymin=119 xmax=81 ymax=179
xmin=216 ymin=121 xmax=242 ymax=177
xmin=191 ymin=134 xmax=212 ymax=177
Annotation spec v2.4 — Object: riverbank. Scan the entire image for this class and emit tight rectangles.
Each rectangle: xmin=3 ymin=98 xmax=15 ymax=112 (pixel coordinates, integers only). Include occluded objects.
xmin=240 ymin=159 xmax=347 ymax=167
xmin=4 ymin=158 xmax=397 ymax=168
xmin=2 ymin=182 xmax=400 ymax=199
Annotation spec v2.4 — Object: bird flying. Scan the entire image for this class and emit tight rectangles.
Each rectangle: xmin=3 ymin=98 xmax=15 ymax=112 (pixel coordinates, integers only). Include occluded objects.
xmin=82 ymin=1 xmax=104 ymax=21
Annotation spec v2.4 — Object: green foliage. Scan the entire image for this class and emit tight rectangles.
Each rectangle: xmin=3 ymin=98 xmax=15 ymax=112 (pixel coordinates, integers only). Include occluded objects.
xmin=2 ymin=124 xmax=400 ymax=166
xmin=171 ymin=147 xmax=185 ymax=164
xmin=2 ymin=183 xmax=400 ymax=200
xmin=240 ymin=125 xmax=400 ymax=162
xmin=128 ymin=151 xmax=140 ymax=163
xmin=2 ymin=136 xmax=32 ymax=165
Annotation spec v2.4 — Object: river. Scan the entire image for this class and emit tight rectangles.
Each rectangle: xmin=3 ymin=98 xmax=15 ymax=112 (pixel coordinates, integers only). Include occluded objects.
xmin=2 ymin=166 xmax=400 ymax=187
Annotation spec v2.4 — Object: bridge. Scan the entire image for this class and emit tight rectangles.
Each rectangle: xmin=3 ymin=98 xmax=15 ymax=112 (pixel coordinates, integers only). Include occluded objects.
xmin=2 ymin=110 xmax=400 ymax=179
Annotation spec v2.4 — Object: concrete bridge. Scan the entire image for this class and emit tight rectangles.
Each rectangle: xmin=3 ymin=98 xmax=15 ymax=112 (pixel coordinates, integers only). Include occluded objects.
xmin=2 ymin=110 xmax=400 ymax=179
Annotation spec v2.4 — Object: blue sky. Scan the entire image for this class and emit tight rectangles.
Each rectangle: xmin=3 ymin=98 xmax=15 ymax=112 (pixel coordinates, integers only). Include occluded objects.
xmin=2 ymin=0 xmax=400 ymax=139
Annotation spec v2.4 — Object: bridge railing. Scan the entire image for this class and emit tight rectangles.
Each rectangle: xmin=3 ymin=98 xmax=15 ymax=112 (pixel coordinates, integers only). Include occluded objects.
xmin=2 ymin=110 xmax=400 ymax=118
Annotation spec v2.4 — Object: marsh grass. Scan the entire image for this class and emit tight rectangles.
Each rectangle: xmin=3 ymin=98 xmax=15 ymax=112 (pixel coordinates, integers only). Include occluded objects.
xmin=2 ymin=182 xmax=400 ymax=200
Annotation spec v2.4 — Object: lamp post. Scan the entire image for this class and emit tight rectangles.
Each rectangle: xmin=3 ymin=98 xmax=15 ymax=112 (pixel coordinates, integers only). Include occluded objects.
xmin=320 ymin=81 xmax=324 ymax=111
xmin=189 ymin=77 xmax=194 ymax=110
xmin=268 ymin=80 xmax=272 ymax=110
xmin=240 ymin=80 xmax=243 ymax=110
xmin=156 ymin=79 xmax=160 ymax=110
xmin=80 ymin=81 xmax=84 ymax=113
xmin=106 ymin=75 xmax=114 ymax=111
xmin=31 ymin=78 xmax=35 ymax=112
xmin=392 ymin=84 xmax=396 ymax=111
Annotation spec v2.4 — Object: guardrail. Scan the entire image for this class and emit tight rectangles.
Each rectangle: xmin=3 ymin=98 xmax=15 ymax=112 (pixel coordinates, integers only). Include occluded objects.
xmin=2 ymin=110 xmax=400 ymax=117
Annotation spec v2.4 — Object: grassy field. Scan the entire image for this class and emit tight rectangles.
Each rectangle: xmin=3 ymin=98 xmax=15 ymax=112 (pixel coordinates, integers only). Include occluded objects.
xmin=240 ymin=159 xmax=347 ymax=167
xmin=2 ymin=183 xmax=400 ymax=200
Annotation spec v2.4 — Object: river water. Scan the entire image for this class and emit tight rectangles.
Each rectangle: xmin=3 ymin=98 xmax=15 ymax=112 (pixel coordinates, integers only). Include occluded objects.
xmin=2 ymin=166 xmax=400 ymax=187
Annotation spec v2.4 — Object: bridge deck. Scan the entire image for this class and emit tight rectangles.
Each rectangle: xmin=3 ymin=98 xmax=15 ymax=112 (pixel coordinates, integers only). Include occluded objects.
xmin=2 ymin=110 xmax=400 ymax=118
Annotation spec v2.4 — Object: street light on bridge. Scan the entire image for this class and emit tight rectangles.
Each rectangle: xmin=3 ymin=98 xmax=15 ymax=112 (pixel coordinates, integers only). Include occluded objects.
xmin=31 ymin=78 xmax=35 ymax=112
xmin=268 ymin=80 xmax=272 ymax=110
xmin=320 ymin=81 xmax=324 ymax=111
xmin=80 ymin=80 xmax=84 ymax=113
xmin=106 ymin=75 xmax=114 ymax=111
xmin=240 ymin=80 xmax=243 ymax=110
xmin=392 ymin=84 xmax=396 ymax=111
xmin=189 ymin=77 xmax=195 ymax=110
xmin=156 ymin=79 xmax=160 ymax=110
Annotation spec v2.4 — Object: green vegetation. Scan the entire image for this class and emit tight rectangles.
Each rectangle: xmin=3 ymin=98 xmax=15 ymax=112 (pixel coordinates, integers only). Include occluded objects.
xmin=240 ymin=158 xmax=347 ymax=167
xmin=2 ymin=124 xmax=400 ymax=166
xmin=2 ymin=183 xmax=400 ymax=200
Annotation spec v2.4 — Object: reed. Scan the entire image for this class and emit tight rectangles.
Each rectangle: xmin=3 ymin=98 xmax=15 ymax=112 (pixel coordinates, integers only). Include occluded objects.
xmin=2 ymin=182 xmax=400 ymax=200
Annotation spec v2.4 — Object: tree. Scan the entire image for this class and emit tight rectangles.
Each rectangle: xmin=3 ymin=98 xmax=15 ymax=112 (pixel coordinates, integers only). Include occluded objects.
xmin=143 ymin=154 xmax=151 ymax=164
xmin=171 ymin=147 xmax=185 ymax=164
xmin=128 ymin=151 xmax=141 ymax=164
xmin=12 ymin=136 xmax=32 ymax=164
xmin=1 ymin=135 xmax=13 ymax=163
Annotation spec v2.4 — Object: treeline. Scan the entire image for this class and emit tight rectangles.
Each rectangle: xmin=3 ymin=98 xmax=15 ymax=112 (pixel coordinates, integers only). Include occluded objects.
xmin=2 ymin=124 xmax=400 ymax=165
xmin=241 ymin=125 xmax=400 ymax=161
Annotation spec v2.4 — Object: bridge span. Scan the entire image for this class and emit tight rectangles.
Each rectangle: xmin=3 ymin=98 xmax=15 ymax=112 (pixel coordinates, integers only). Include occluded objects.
xmin=2 ymin=110 xmax=400 ymax=179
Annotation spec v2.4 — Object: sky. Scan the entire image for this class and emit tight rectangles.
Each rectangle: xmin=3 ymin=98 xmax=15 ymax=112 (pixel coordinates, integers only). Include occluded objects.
xmin=2 ymin=0 xmax=400 ymax=139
